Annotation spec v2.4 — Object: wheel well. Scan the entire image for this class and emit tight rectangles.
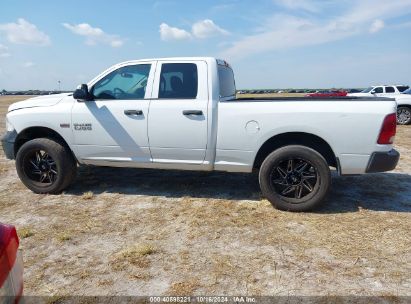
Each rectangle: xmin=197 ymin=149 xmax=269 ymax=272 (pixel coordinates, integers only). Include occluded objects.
xmin=253 ymin=132 xmax=337 ymax=169
xmin=14 ymin=127 xmax=76 ymax=161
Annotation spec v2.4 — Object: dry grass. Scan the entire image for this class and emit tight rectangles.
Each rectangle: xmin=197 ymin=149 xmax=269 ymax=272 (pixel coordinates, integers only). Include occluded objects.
xmin=168 ymin=280 xmax=200 ymax=295
xmin=56 ymin=231 xmax=73 ymax=242
xmin=81 ymin=191 xmax=94 ymax=200
xmin=18 ymin=227 xmax=35 ymax=239
xmin=0 ymin=95 xmax=410 ymax=297
xmin=117 ymin=244 xmax=157 ymax=260
xmin=111 ymin=243 xmax=157 ymax=270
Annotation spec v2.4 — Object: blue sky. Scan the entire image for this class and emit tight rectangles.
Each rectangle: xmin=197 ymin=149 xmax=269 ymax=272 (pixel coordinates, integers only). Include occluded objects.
xmin=0 ymin=0 xmax=411 ymax=90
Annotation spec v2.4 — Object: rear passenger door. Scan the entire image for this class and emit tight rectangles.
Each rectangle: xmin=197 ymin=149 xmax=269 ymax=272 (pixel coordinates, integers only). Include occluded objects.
xmin=381 ymin=86 xmax=396 ymax=97
xmin=148 ymin=60 xmax=208 ymax=164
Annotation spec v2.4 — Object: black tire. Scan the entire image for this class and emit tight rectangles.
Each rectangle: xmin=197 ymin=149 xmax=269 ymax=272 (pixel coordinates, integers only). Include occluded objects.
xmin=15 ymin=138 xmax=77 ymax=194
xmin=397 ymin=106 xmax=411 ymax=125
xmin=259 ymin=145 xmax=331 ymax=212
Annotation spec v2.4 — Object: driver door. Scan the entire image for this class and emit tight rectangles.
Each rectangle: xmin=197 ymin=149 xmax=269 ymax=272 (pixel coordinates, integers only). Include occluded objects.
xmin=371 ymin=86 xmax=384 ymax=97
xmin=71 ymin=61 xmax=156 ymax=164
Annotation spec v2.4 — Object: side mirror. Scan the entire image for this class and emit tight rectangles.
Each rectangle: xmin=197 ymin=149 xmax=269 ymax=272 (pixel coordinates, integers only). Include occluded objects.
xmin=73 ymin=84 xmax=92 ymax=102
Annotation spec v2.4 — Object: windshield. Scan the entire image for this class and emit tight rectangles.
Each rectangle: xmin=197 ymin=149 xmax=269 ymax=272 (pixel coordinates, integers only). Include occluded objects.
xmin=361 ymin=87 xmax=373 ymax=93
xmin=402 ymin=88 xmax=411 ymax=95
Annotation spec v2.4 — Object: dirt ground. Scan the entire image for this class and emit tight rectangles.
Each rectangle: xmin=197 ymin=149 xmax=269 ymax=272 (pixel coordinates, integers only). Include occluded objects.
xmin=0 ymin=95 xmax=410 ymax=297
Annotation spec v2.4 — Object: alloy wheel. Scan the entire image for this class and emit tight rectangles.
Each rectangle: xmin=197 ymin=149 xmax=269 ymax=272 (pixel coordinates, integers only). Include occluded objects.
xmin=23 ymin=150 xmax=58 ymax=184
xmin=397 ymin=108 xmax=411 ymax=125
xmin=270 ymin=158 xmax=318 ymax=200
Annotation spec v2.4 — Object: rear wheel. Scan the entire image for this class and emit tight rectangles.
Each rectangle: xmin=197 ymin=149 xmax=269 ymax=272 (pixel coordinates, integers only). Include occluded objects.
xmin=397 ymin=106 xmax=411 ymax=125
xmin=16 ymin=138 xmax=77 ymax=194
xmin=259 ymin=145 xmax=331 ymax=212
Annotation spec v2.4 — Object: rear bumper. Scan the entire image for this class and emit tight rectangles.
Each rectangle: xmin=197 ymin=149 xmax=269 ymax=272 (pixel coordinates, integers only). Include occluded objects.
xmin=366 ymin=149 xmax=400 ymax=173
xmin=0 ymin=131 xmax=17 ymax=160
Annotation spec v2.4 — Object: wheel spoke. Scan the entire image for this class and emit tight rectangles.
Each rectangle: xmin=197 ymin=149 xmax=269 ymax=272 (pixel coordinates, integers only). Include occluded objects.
xmin=295 ymin=162 xmax=308 ymax=173
xmin=281 ymin=185 xmax=294 ymax=195
xmin=46 ymin=172 xmax=53 ymax=182
xmin=50 ymin=168 xmax=58 ymax=175
xmin=302 ymin=180 xmax=314 ymax=192
xmin=36 ymin=152 xmax=41 ymax=163
xmin=29 ymin=160 xmax=39 ymax=169
xmin=40 ymin=173 xmax=47 ymax=182
xmin=32 ymin=169 xmax=42 ymax=175
xmin=295 ymin=185 xmax=303 ymax=199
xmin=272 ymin=178 xmax=287 ymax=185
xmin=287 ymin=159 xmax=294 ymax=172
xmin=276 ymin=167 xmax=287 ymax=179
xmin=302 ymin=172 xmax=316 ymax=179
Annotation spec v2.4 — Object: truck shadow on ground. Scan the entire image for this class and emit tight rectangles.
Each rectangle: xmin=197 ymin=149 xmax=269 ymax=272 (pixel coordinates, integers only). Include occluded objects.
xmin=68 ymin=166 xmax=411 ymax=213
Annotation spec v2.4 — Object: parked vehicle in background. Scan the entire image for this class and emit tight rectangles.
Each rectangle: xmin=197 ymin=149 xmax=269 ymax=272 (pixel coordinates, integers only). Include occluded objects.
xmin=348 ymin=85 xmax=409 ymax=97
xmin=347 ymin=89 xmax=363 ymax=94
xmin=305 ymin=90 xmax=347 ymax=98
xmin=0 ymin=223 xmax=23 ymax=303
xmin=1 ymin=57 xmax=400 ymax=211
xmin=395 ymin=88 xmax=411 ymax=125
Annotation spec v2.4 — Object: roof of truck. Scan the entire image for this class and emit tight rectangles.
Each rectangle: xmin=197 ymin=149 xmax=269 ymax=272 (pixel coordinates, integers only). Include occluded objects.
xmin=116 ymin=57 xmax=221 ymax=65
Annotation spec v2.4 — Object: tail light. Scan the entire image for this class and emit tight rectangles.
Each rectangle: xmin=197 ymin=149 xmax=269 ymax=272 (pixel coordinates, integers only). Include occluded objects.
xmin=377 ymin=113 xmax=397 ymax=144
xmin=0 ymin=224 xmax=23 ymax=302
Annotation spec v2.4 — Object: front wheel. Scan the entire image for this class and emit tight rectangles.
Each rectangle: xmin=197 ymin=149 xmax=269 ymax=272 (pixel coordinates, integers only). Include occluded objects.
xmin=259 ymin=145 xmax=331 ymax=212
xmin=397 ymin=106 xmax=411 ymax=125
xmin=16 ymin=138 xmax=77 ymax=194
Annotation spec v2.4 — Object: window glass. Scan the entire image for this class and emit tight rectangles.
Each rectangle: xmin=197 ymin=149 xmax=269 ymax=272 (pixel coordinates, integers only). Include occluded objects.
xmin=218 ymin=65 xmax=236 ymax=98
xmin=92 ymin=64 xmax=151 ymax=100
xmin=158 ymin=63 xmax=198 ymax=99
xmin=385 ymin=86 xmax=395 ymax=93
xmin=403 ymin=88 xmax=411 ymax=95
xmin=397 ymin=86 xmax=409 ymax=92
xmin=373 ymin=87 xmax=383 ymax=93
xmin=361 ymin=87 xmax=373 ymax=93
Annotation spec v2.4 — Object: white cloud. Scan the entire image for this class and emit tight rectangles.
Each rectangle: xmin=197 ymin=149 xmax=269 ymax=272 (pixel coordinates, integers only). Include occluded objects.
xmin=0 ymin=44 xmax=10 ymax=58
xmin=192 ymin=19 xmax=230 ymax=39
xmin=160 ymin=19 xmax=229 ymax=41
xmin=0 ymin=18 xmax=50 ymax=46
xmin=22 ymin=61 xmax=35 ymax=68
xmin=159 ymin=23 xmax=192 ymax=41
xmin=370 ymin=19 xmax=385 ymax=33
xmin=62 ymin=23 xmax=125 ymax=47
xmin=222 ymin=0 xmax=411 ymax=60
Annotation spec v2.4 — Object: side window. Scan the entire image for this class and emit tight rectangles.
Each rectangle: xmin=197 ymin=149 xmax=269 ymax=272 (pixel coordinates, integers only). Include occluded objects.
xmin=397 ymin=86 xmax=409 ymax=92
xmin=158 ymin=63 xmax=198 ymax=99
xmin=218 ymin=65 xmax=236 ymax=98
xmin=385 ymin=86 xmax=395 ymax=93
xmin=92 ymin=64 xmax=151 ymax=100
xmin=373 ymin=87 xmax=383 ymax=94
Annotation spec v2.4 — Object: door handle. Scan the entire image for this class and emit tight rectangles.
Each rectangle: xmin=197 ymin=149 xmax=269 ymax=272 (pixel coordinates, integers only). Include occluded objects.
xmin=183 ymin=110 xmax=203 ymax=116
xmin=124 ymin=110 xmax=143 ymax=116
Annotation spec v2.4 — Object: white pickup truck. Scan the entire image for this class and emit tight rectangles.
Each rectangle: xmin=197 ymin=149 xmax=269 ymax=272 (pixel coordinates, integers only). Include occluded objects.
xmin=1 ymin=57 xmax=400 ymax=211
xmin=395 ymin=87 xmax=411 ymax=125
xmin=348 ymin=85 xmax=409 ymax=98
